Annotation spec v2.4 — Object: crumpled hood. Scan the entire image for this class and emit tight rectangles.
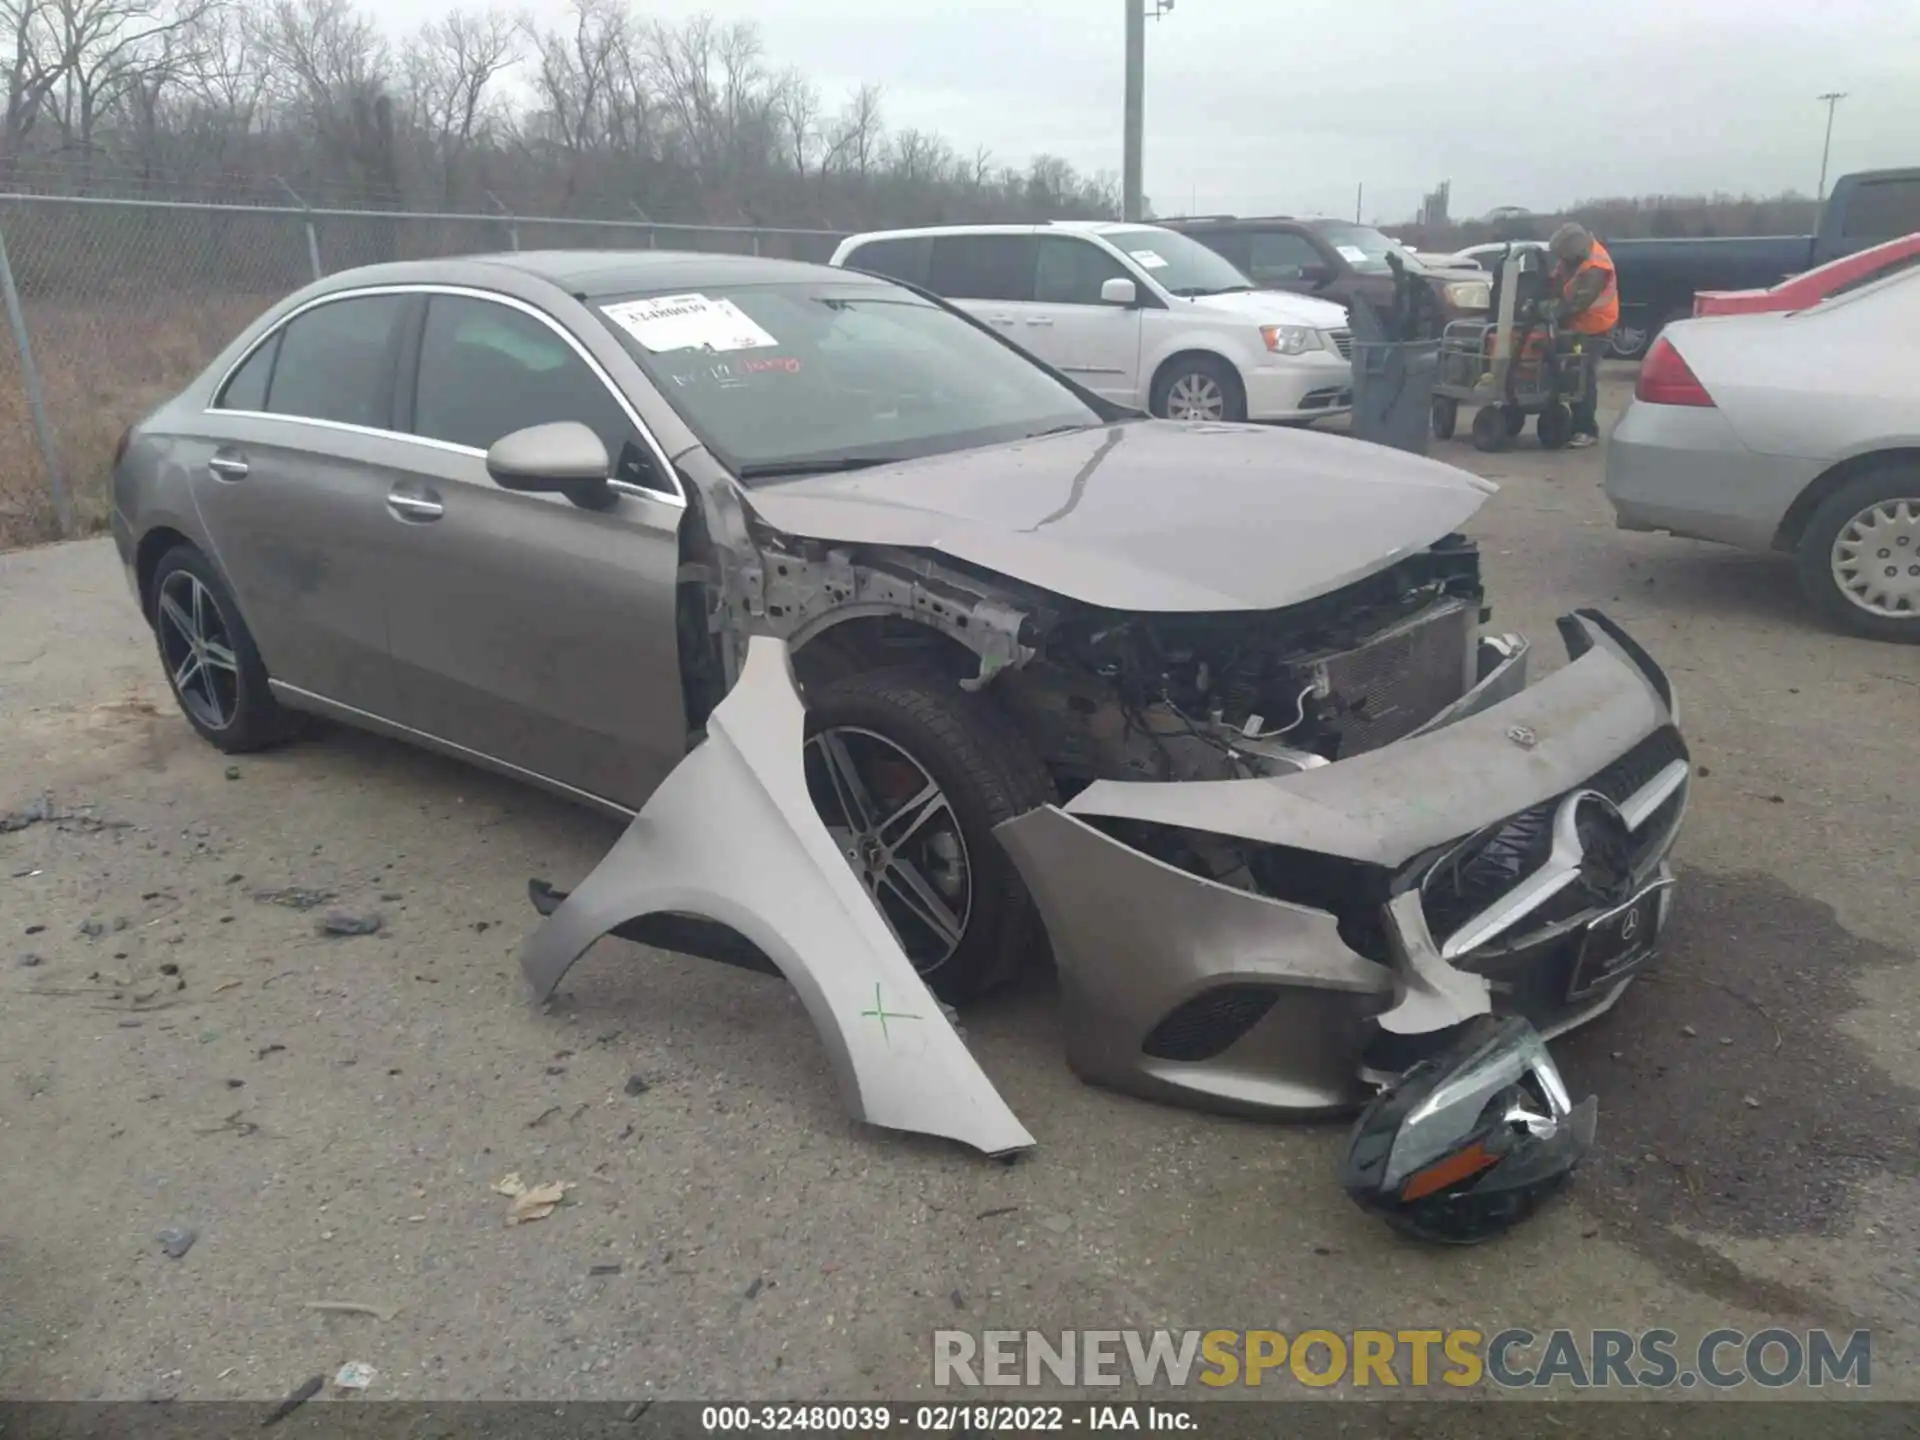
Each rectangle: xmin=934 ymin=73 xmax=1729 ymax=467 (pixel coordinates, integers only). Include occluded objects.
xmin=1187 ymin=287 xmax=1349 ymax=329
xmin=741 ymin=421 xmax=1495 ymax=613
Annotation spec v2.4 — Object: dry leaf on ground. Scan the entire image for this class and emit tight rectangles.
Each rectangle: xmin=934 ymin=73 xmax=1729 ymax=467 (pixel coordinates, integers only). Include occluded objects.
xmin=492 ymin=1171 xmax=573 ymax=1224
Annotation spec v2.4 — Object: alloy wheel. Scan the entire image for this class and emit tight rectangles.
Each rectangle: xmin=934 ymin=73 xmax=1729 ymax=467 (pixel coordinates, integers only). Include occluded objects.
xmin=155 ymin=569 xmax=242 ymax=731
xmin=804 ymin=726 xmax=973 ymax=976
xmin=1830 ymin=497 xmax=1920 ymax=618
xmin=1165 ymin=372 xmax=1226 ymax=420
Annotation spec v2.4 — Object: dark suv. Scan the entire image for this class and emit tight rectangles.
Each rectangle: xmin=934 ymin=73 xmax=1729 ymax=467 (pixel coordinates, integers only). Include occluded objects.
xmin=1159 ymin=216 xmax=1491 ymax=334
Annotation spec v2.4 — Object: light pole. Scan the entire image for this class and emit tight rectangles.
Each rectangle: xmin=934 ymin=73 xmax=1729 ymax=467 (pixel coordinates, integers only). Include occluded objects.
xmin=1122 ymin=0 xmax=1174 ymax=222
xmin=1816 ymin=91 xmax=1847 ymax=202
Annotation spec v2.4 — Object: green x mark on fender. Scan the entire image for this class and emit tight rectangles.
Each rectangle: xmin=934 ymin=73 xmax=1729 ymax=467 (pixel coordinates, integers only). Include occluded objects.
xmin=860 ymin=982 xmax=922 ymax=1044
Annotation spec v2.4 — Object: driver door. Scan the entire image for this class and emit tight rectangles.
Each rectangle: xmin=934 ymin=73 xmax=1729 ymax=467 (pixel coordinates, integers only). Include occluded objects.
xmin=380 ymin=290 xmax=689 ymax=811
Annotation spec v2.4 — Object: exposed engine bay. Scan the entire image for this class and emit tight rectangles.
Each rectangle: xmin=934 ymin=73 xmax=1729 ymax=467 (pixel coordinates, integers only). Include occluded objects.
xmin=746 ymin=524 xmax=1489 ymax=791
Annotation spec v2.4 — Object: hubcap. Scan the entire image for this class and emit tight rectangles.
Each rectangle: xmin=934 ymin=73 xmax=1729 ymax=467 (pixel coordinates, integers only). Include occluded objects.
xmin=1166 ymin=372 xmax=1225 ymax=420
xmin=1612 ymin=325 xmax=1648 ymax=355
xmin=1830 ymin=498 xmax=1920 ymax=618
xmin=155 ymin=570 xmax=241 ymax=730
xmin=804 ymin=726 xmax=972 ymax=975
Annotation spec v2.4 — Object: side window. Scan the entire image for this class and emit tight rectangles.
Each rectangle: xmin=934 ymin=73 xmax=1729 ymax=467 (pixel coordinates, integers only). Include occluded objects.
xmin=412 ymin=295 xmax=666 ymax=494
xmin=265 ymin=295 xmax=407 ymax=428
xmin=1246 ymin=231 xmax=1327 ymax=283
xmin=215 ymin=331 xmax=279 ymax=411
xmin=843 ymin=236 xmax=930 ymax=286
xmin=1188 ymin=230 xmax=1249 ymax=270
xmin=926 ymin=234 xmax=1036 ymax=302
xmin=1033 ymin=236 xmax=1132 ymax=305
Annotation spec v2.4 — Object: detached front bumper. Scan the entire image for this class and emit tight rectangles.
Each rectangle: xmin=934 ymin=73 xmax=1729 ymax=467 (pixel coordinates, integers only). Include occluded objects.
xmin=994 ymin=609 xmax=1688 ymax=1119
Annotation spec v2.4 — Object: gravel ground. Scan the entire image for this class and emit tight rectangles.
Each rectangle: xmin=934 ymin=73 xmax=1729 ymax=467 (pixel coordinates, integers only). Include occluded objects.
xmin=3 ymin=369 xmax=1917 ymax=1405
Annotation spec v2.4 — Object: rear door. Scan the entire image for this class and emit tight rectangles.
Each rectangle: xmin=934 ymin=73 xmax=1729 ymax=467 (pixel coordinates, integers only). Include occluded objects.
xmin=379 ymin=289 xmax=689 ymax=810
xmin=188 ymin=291 xmax=415 ymax=716
xmin=925 ymin=233 xmax=1038 ymax=345
xmin=1026 ymin=234 xmax=1145 ymax=402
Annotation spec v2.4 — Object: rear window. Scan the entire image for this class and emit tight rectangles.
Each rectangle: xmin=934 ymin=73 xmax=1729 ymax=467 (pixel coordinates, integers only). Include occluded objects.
xmin=1840 ymin=177 xmax=1920 ymax=240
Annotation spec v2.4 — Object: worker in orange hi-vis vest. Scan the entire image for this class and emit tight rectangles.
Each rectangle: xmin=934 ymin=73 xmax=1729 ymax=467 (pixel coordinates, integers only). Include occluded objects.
xmin=1543 ymin=222 xmax=1620 ymax=448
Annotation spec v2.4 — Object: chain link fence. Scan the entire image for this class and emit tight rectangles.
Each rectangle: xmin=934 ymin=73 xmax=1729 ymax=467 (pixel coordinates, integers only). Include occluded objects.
xmin=0 ymin=191 xmax=847 ymax=546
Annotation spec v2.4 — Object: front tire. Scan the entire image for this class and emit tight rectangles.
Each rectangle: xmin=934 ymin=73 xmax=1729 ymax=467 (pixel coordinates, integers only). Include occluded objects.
xmin=802 ymin=668 xmax=1056 ymax=1004
xmin=148 ymin=544 xmax=297 ymax=752
xmin=1470 ymin=406 xmax=1510 ymax=452
xmin=1431 ymin=396 xmax=1458 ymax=440
xmin=1150 ymin=355 xmax=1247 ymax=423
xmin=1796 ymin=468 xmax=1920 ymax=643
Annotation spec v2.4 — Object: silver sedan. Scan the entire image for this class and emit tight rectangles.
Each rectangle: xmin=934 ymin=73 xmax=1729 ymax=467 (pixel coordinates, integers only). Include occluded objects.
xmin=1605 ymin=263 xmax=1920 ymax=643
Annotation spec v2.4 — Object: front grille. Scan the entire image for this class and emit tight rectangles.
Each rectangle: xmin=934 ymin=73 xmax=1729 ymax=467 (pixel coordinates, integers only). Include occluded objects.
xmin=1141 ymin=985 xmax=1279 ymax=1062
xmin=1327 ymin=328 xmax=1354 ymax=359
xmin=1419 ymin=725 xmax=1691 ymax=951
xmin=1321 ymin=601 xmax=1476 ymax=755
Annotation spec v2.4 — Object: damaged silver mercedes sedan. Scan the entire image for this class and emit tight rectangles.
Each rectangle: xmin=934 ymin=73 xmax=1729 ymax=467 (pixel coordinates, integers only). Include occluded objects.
xmin=112 ymin=251 xmax=1689 ymax=1239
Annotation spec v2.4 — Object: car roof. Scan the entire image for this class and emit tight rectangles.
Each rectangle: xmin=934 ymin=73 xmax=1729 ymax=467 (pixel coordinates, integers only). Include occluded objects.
xmin=837 ymin=220 xmax=1163 ymax=245
xmin=303 ymin=250 xmax=855 ymax=300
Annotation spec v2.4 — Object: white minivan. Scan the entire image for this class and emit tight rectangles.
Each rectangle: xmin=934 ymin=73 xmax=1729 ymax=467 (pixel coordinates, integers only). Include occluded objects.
xmin=828 ymin=221 xmax=1354 ymax=423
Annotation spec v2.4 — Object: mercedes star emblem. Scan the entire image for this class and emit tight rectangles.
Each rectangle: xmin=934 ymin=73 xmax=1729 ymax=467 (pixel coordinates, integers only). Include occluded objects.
xmin=1506 ymin=725 xmax=1538 ymax=750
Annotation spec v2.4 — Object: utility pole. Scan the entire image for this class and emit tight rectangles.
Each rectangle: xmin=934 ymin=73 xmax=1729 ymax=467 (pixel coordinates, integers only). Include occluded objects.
xmin=1122 ymin=2 xmax=1146 ymax=221
xmin=1122 ymin=0 xmax=1174 ymax=222
xmin=1355 ymin=183 xmax=1363 ymax=223
xmin=1815 ymin=91 xmax=1847 ymax=202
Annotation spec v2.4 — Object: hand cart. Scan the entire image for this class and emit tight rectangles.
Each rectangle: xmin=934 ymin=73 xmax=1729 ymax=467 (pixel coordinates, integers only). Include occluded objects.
xmin=1428 ymin=248 xmax=1598 ymax=452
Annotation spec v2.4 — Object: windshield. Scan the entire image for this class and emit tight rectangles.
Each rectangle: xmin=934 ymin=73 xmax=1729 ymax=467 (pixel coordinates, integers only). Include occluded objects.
xmin=595 ymin=281 xmax=1102 ymax=479
xmin=1102 ymin=227 xmax=1255 ymax=296
xmin=1315 ymin=223 xmax=1423 ymax=275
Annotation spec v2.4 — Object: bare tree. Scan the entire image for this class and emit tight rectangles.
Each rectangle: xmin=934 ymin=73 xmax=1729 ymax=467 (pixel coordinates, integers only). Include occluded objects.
xmin=403 ymin=6 xmax=515 ymax=205
xmin=3 ymin=0 xmax=65 ymax=156
xmin=40 ymin=0 xmax=218 ymax=162
xmin=769 ymin=64 xmax=815 ymax=181
xmin=821 ymin=80 xmax=880 ymax=181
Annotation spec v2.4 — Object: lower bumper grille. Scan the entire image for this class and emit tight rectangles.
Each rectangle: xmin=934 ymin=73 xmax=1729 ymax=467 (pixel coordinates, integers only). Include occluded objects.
xmin=1142 ymin=985 xmax=1279 ymax=1061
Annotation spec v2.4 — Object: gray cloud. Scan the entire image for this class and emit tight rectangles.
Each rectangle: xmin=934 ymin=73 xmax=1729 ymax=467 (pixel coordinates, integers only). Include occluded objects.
xmin=424 ymin=0 xmax=1920 ymax=222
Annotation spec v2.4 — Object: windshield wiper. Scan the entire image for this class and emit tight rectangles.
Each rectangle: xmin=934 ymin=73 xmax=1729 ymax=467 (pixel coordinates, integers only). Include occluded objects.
xmin=1171 ymin=284 xmax=1254 ymax=297
xmin=735 ymin=456 xmax=905 ymax=480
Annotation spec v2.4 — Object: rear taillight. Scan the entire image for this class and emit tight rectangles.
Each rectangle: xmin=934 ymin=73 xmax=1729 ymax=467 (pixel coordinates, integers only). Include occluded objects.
xmin=1635 ymin=337 xmax=1715 ymax=407
xmin=112 ymin=426 xmax=134 ymax=470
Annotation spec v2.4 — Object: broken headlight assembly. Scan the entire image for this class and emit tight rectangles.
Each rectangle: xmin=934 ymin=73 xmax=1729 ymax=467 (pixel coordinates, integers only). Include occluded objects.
xmin=1340 ymin=1014 xmax=1596 ymax=1245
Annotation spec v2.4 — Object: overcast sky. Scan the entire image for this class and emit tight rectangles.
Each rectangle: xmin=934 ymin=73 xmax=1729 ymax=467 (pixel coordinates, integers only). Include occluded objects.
xmin=481 ymin=0 xmax=1919 ymax=223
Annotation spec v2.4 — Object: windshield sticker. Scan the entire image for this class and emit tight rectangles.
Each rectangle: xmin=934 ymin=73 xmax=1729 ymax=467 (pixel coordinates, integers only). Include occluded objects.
xmin=1128 ymin=249 xmax=1169 ymax=269
xmin=741 ymin=355 xmax=802 ymax=374
xmin=601 ymin=293 xmax=778 ymax=354
xmin=1334 ymin=244 xmax=1370 ymax=263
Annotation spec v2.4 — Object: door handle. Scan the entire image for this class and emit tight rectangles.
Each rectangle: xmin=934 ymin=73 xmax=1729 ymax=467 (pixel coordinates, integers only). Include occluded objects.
xmin=207 ymin=454 xmax=248 ymax=479
xmin=386 ymin=491 xmax=444 ymax=522
xmin=1023 ymin=317 xmax=1054 ymax=327
xmin=986 ymin=314 xmax=1016 ymax=326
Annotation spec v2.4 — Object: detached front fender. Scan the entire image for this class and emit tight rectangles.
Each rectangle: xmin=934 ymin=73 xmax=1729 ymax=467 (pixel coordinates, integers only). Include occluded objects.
xmin=518 ymin=635 xmax=1036 ymax=1159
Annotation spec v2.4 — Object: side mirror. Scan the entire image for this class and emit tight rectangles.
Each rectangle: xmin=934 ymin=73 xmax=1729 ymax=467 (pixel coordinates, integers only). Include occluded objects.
xmin=1299 ymin=264 xmax=1336 ymax=287
xmin=486 ymin=421 xmax=614 ymax=509
xmin=1100 ymin=277 xmax=1138 ymax=306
